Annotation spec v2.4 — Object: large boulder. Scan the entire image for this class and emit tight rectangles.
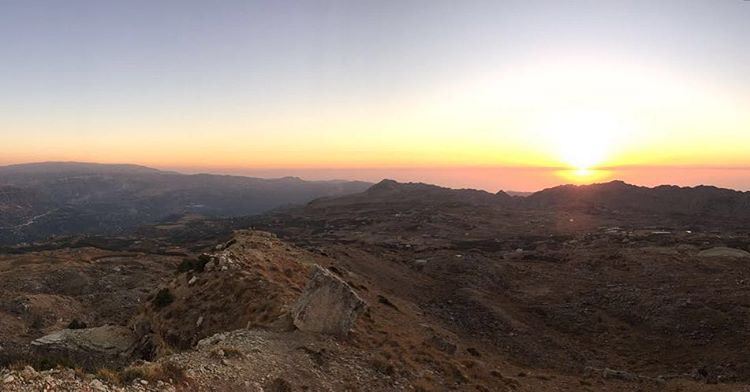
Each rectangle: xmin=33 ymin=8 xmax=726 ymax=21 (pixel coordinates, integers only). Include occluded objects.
xmin=31 ymin=325 xmax=137 ymax=369
xmin=291 ymin=265 xmax=366 ymax=336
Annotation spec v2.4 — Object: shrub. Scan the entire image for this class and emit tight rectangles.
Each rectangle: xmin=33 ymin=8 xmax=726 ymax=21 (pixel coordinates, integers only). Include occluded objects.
xmin=67 ymin=319 xmax=87 ymax=329
xmin=29 ymin=315 xmax=45 ymax=330
xmin=371 ymin=357 xmax=396 ymax=376
xmin=267 ymin=377 xmax=293 ymax=392
xmin=152 ymin=288 xmax=174 ymax=309
xmin=177 ymin=255 xmax=210 ymax=273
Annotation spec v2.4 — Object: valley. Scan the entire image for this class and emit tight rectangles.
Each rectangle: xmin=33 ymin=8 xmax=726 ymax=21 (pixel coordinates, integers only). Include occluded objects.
xmin=0 ymin=162 xmax=370 ymax=245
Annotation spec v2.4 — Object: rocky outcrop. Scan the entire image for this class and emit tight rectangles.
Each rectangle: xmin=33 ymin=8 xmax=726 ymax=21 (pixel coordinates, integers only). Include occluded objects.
xmin=291 ymin=265 xmax=366 ymax=336
xmin=31 ymin=325 xmax=137 ymax=369
xmin=132 ymin=231 xmax=312 ymax=352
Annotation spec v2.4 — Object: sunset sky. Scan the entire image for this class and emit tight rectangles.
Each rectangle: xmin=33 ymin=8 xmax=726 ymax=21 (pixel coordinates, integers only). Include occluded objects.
xmin=2 ymin=1 xmax=749 ymax=190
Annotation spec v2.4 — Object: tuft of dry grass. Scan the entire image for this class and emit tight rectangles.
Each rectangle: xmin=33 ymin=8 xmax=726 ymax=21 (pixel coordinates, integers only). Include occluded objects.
xmin=122 ymin=361 xmax=186 ymax=384
xmin=95 ymin=361 xmax=187 ymax=386
xmin=221 ymin=346 xmax=244 ymax=359
xmin=73 ymin=367 xmax=87 ymax=379
xmin=8 ymin=361 xmax=30 ymax=371
xmin=96 ymin=368 xmax=122 ymax=384
xmin=370 ymin=356 xmax=396 ymax=376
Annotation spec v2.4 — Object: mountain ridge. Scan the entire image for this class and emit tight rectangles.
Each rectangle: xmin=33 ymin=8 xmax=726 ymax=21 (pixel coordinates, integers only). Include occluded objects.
xmin=0 ymin=162 xmax=372 ymax=245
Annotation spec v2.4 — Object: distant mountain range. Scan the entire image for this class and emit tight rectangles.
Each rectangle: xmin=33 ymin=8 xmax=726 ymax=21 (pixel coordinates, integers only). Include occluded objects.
xmin=318 ymin=178 xmax=750 ymax=214
xmin=0 ymin=162 xmax=371 ymax=244
xmin=526 ymin=180 xmax=750 ymax=224
xmin=291 ymin=179 xmax=750 ymax=233
xmin=1 ymin=162 xmax=749 ymax=245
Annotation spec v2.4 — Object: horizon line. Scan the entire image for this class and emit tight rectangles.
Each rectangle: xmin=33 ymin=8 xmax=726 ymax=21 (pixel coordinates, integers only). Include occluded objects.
xmin=3 ymin=160 xmax=750 ymax=172
xmin=1 ymin=160 xmax=748 ymax=194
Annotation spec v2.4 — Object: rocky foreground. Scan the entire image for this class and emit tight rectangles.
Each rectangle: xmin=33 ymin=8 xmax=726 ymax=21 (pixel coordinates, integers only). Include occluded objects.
xmin=0 ymin=365 xmax=174 ymax=391
xmin=2 ymin=180 xmax=750 ymax=391
xmin=0 ymin=229 xmax=748 ymax=391
xmin=0 ymin=232 xmax=409 ymax=391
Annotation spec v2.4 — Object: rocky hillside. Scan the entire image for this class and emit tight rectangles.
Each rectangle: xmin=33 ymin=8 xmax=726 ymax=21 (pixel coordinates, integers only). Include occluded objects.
xmin=0 ymin=162 xmax=370 ymax=245
xmin=2 ymin=179 xmax=750 ymax=391
xmin=3 ymin=225 xmax=748 ymax=391
xmin=133 ymin=231 xmax=315 ymax=353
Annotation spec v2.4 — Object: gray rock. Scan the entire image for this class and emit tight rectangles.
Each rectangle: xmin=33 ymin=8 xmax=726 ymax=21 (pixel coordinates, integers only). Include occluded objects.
xmin=698 ymin=247 xmax=750 ymax=258
xmin=427 ymin=334 xmax=457 ymax=355
xmin=291 ymin=265 xmax=366 ymax=336
xmin=20 ymin=365 xmax=36 ymax=379
xmin=90 ymin=379 xmax=107 ymax=391
xmin=413 ymin=259 xmax=428 ymax=271
xmin=31 ymin=325 xmax=137 ymax=369
xmin=602 ymin=368 xmax=638 ymax=381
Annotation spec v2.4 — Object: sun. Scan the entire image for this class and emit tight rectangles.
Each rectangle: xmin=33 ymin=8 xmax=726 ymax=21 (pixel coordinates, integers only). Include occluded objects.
xmin=536 ymin=110 xmax=622 ymax=171
xmin=557 ymin=167 xmax=612 ymax=183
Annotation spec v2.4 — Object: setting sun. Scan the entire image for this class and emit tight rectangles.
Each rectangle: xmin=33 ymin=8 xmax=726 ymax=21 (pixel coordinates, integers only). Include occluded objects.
xmin=534 ymin=110 xmax=623 ymax=171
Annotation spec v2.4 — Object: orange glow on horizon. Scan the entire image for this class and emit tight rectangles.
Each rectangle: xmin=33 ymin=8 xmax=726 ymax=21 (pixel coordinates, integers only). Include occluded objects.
xmin=556 ymin=168 xmax=613 ymax=184
xmin=3 ymin=56 xmax=749 ymax=174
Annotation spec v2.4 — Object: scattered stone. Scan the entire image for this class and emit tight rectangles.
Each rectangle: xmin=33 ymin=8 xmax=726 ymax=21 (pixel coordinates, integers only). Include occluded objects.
xmin=427 ymin=334 xmax=457 ymax=355
xmin=601 ymin=368 xmax=638 ymax=382
xmin=20 ymin=366 xmax=36 ymax=379
xmin=90 ymin=379 xmax=107 ymax=391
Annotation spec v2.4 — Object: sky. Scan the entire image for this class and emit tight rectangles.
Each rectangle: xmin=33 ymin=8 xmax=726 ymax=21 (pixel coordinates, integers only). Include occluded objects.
xmin=1 ymin=0 xmax=749 ymax=190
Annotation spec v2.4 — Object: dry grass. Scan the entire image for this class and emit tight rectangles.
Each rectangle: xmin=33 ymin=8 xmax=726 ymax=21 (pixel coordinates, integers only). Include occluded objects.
xmin=7 ymin=361 xmax=30 ymax=371
xmin=96 ymin=361 xmax=187 ymax=386
xmin=370 ymin=355 xmax=396 ymax=376
xmin=221 ymin=346 xmax=244 ymax=359
xmin=122 ymin=361 xmax=186 ymax=384
xmin=95 ymin=368 xmax=122 ymax=384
